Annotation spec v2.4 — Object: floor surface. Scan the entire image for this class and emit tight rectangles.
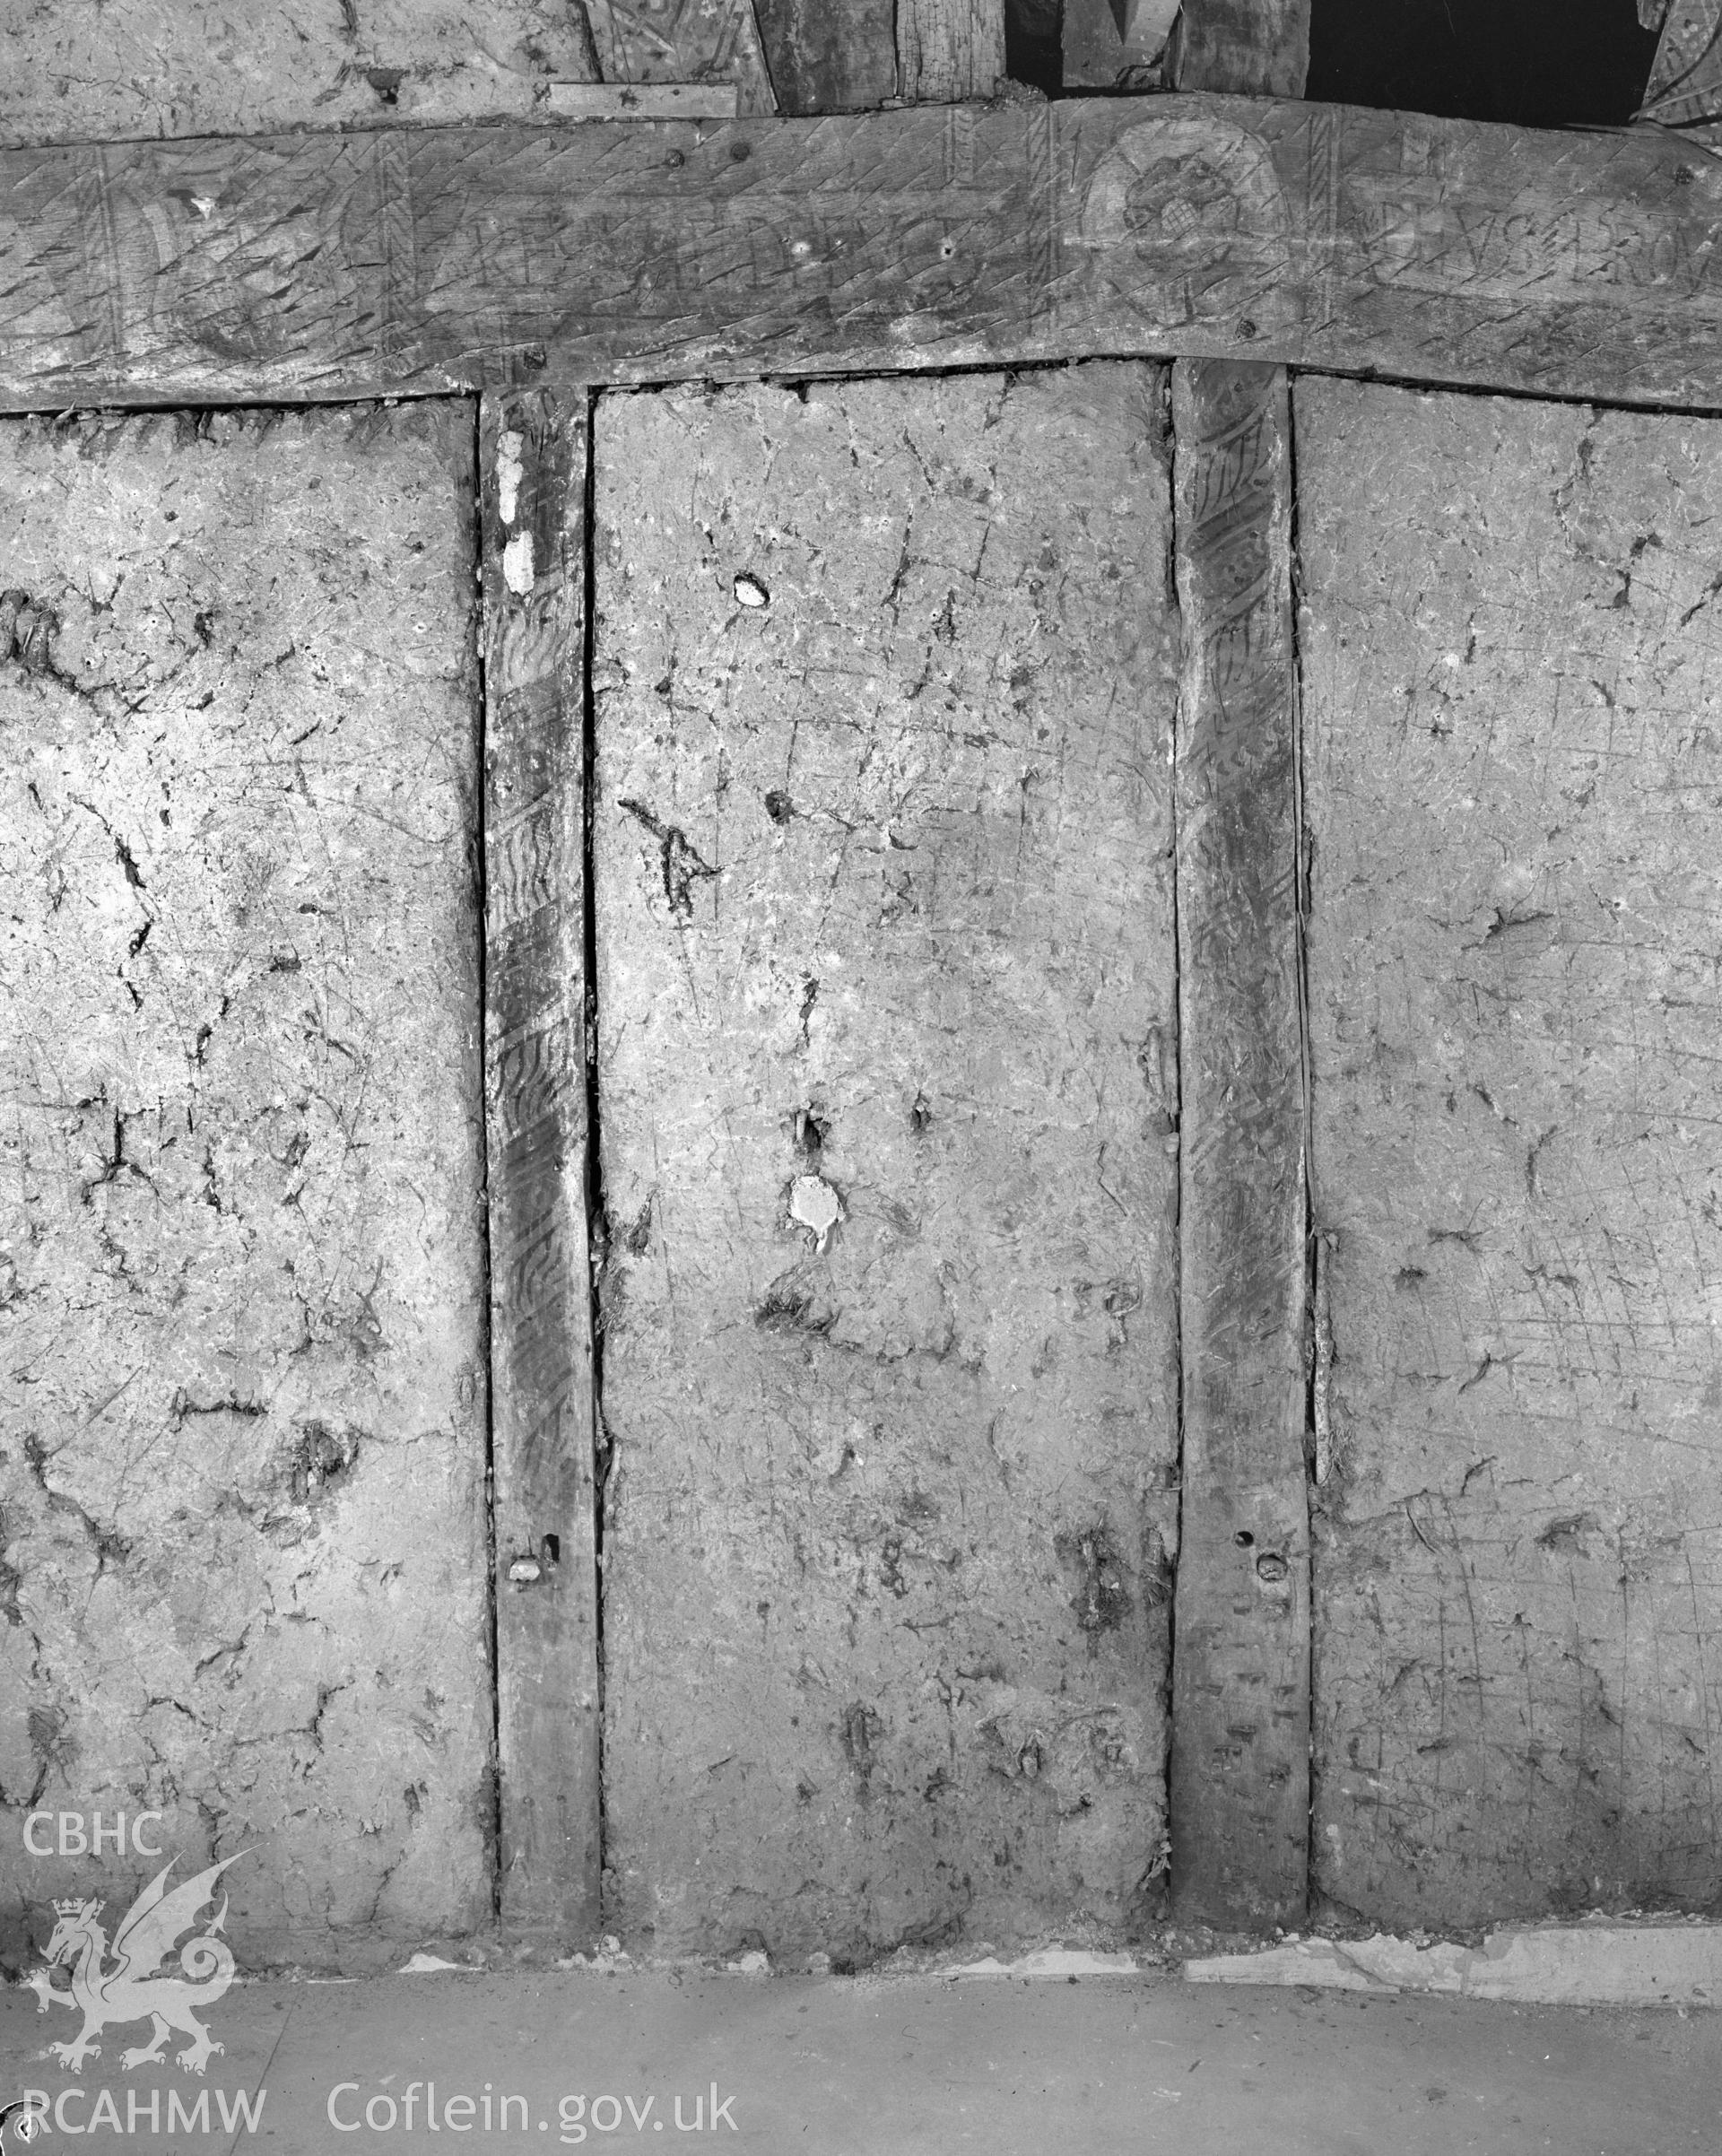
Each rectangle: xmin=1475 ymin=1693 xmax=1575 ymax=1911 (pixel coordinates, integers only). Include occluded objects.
xmin=4 ymin=1964 xmax=1718 ymax=2153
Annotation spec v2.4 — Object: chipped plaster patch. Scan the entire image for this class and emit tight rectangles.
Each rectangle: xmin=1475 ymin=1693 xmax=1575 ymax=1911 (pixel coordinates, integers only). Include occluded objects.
xmin=1186 ymin=1922 xmax=1722 ymax=2005
xmin=949 ymin=1948 xmax=1142 ymax=1978
xmin=503 ymin=529 xmax=535 ymax=595
xmin=789 ymin=1172 xmax=842 ymax=1254
xmin=497 ymin=430 xmax=525 ymax=526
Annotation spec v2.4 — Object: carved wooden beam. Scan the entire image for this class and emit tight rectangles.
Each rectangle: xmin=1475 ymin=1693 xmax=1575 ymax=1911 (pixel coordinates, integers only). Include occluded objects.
xmin=3 ymin=96 xmax=1719 ymax=411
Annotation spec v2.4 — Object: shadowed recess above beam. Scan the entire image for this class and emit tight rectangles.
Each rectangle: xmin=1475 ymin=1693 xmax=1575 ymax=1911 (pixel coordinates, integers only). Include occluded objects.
xmin=4 ymin=97 xmax=1722 ymax=410
xmin=1309 ymin=0 xmax=1658 ymax=129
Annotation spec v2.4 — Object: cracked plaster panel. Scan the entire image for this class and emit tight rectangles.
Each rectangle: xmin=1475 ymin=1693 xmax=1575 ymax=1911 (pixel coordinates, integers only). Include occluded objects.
xmin=0 ymin=1 xmax=598 ymax=148
xmin=0 ymin=403 xmax=489 ymax=1972
xmin=593 ymin=366 xmax=1180 ymax=1962
xmin=1298 ymin=380 xmax=1722 ymax=1927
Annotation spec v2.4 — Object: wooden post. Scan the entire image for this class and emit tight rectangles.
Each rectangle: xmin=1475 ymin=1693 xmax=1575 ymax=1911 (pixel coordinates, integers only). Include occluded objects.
xmin=1162 ymin=0 xmax=1311 ymax=1938
xmin=480 ymin=390 xmax=603 ymax=1944
xmin=585 ymin=0 xmax=778 ymax=113
xmin=897 ymin=0 xmax=1005 ymax=99
xmin=1170 ymin=0 xmax=1309 ymax=96
xmin=1168 ymin=357 xmax=1309 ymax=1925
xmin=752 ymin=0 xmax=897 ymax=111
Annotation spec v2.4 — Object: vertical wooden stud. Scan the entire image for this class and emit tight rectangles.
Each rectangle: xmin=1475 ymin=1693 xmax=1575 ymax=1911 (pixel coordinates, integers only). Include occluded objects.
xmin=1168 ymin=357 xmax=1310 ymax=1926
xmin=897 ymin=0 xmax=1005 ymax=99
xmin=480 ymin=390 xmax=602 ymax=1944
xmin=585 ymin=0 xmax=779 ymax=113
xmin=752 ymin=0 xmax=898 ymax=109
xmin=1169 ymin=0 xmax=1309 ymax=97
xmin=1162 ymin=0 xmax=1312 ymax=1937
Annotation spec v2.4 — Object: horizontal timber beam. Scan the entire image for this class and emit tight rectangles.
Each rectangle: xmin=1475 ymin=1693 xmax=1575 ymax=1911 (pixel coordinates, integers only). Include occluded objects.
xmin=3 ymin=97 xmax=1718 ymax=411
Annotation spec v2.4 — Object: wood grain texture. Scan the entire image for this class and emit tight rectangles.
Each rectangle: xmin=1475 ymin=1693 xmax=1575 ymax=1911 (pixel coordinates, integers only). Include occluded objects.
xmin=898 ymin=0 xmax=1005 ymax=99
xmin=592 ymin=366 xmax=1179 ymax=1960
xmin=481 ymin=391 xmax=602 ymax=1944
xmin=1167 ymin=359 xmax=1309 ymax=1926
xmin=0 ymin=404 xmax=490 ymax=1972
xmin=1170 ymin=0 xmax=1309 ymax=98
xmin=547 ymin=82 xmax=740 ymax=117
xmin=751 ymin=0 xmax=897 ymax=111
xmin=1299 ymin=380 xmax=1722 ymax=1925
xmin=8 ymin=99 xmax=1722 ymax=412
xmin=586 ymin=0 xmax=778 ymax=117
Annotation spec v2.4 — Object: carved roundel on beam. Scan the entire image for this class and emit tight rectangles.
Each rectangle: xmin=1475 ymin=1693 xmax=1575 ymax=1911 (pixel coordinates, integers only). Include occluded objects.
xmin=1079 ymin=116 xmax=1292 ymax=328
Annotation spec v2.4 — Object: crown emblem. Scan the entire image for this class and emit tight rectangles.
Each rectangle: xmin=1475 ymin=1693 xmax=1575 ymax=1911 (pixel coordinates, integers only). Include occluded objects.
xmin=51 ymin=1898 xmax=98 ymax=1916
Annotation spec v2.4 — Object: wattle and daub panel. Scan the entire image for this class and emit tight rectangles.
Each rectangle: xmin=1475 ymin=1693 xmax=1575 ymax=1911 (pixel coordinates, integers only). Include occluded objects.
xmin=591 ymin=365 xmax=1181 ymax=1960
xmin=1302 ymin=381 xmax=1722 ymax=1924
xmin=0 ymin=404 xmax=491 ymax=1970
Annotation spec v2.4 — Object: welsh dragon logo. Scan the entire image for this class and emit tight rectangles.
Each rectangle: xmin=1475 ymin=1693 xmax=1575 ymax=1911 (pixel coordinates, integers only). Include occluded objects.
xmin=27 ymin=1854 xmax=241 ymax=2077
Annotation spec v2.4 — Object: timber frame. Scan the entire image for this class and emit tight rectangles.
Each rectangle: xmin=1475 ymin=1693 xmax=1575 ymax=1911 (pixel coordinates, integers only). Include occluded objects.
xmin=2 ymin=98 xmax=1720 ymax=414
xmin=13 ymin=83 xmax=1715 ymax=1941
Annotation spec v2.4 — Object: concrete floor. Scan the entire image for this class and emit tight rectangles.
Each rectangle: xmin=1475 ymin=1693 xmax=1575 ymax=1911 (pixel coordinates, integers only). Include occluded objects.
xmin=3 ymin=1963 xmax=1719 ymax=2154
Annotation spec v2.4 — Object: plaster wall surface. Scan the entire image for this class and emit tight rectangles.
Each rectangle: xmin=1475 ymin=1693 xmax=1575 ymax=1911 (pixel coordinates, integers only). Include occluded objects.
xmin=592 ymin=363 xmax=1181 ymax=1961
xmin=0 ymin=1 xmax=600 ymax=147
xmin=1299 ymin=379 xmax=1722 ymax=1926
xmin=0 ymin=401 xmax=491 ymax=1971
